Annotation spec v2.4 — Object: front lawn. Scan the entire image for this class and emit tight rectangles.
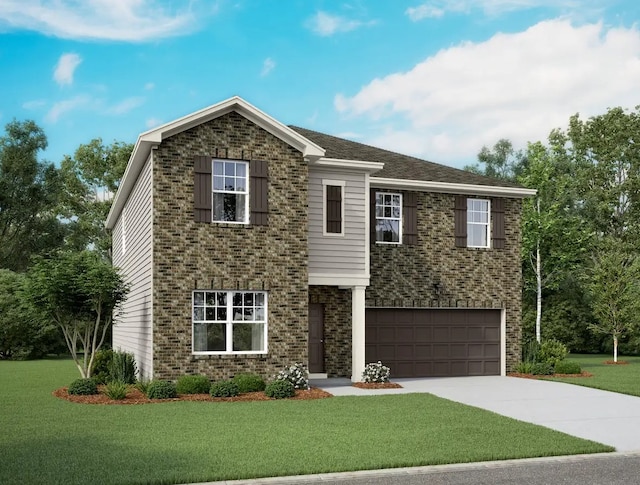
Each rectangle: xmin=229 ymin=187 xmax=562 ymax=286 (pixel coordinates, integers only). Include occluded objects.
xmin=546 ymin=353 xmax=640 ymax=397
xmin=0 ymin=359 xmax=612 ymax=485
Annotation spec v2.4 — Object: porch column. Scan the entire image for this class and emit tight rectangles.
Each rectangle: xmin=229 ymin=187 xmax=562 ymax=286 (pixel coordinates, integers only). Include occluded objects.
xmin=351 ymin=285 xmax=366 ymax=382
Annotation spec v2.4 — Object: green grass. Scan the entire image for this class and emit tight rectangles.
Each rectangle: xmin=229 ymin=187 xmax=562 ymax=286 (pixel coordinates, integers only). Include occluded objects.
xmin=0 ymin=359 xmax=612 ymax=485
xmin=546 ymin=353 xmax=640 ymax=397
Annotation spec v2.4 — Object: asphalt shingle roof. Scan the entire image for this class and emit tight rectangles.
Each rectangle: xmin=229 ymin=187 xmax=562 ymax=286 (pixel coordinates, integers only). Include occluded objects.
xmin=290 ymin=126 xmax=522 ymax=188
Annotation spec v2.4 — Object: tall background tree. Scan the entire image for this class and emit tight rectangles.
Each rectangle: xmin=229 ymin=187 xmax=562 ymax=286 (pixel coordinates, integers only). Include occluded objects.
xmin=0 ymin=120 xmax=66 ymax=270
xmin=59 ymin=138 xmax=132 ymax=258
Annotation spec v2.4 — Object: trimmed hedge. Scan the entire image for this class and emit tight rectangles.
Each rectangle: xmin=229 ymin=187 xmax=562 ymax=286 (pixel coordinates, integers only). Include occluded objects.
xmin=232 ymin=374 xmax=266 ymax=393
xmin=265 ymin=380 xmax=295 ymax=399
xmin=146 ymin=380 xmax=177 ymax=399
xmin=555 ymin=360 xmax=582 ymax=375
xmin=68 ymin=378 xmax=98 ymax=396
xmin=210 ymin=380 xmax=239 ymax=398
xmin=176 ymin=375 xmax=210 ymax=395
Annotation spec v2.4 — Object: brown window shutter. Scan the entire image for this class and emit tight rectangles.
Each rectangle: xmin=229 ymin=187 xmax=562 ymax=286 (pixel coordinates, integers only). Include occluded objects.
xmin=326 ymin=185 xmax=342 ymax=233
xmin=370 ymin=189 xmax=377 ymax=243
xmin=193 ymin=156 xmax=212 ymax=222
xmin=250 ymin=160 xmax=268 ymax=225
xmin=454 ymin=195 xmax=467 ymax=247
xmin=403 ymin=192 xmax=418 ymax=245
xmin=492 ymin=198 xmax=506 ymax=249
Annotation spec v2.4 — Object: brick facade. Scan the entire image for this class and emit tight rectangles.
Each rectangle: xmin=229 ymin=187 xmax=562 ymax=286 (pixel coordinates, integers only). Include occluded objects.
xmin=309 ymin=286 xmax=352 ymax=377
xmin=367 ymin=190 xmax=523 ymax=372
xmin=152 ymin=112 xmax=309 ymax=381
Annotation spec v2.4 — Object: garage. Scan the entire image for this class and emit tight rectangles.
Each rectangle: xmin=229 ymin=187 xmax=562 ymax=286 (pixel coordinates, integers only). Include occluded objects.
xmin=365 ymin=308 xmax=501 ymax=378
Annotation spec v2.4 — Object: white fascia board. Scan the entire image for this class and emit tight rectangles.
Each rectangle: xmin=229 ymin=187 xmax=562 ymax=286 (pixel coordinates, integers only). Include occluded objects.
xmin=312 ymin=157 xmax=384 ymax=173
xmin=309 ymin=273 xmax=370 ymax=287
xmin=139 ymin=96 xmax=325 ymax=159
xmin=106 ymin=96 xmax=326 ymax=229
xmin=106 ymin=140 xmax=151 ymax=229
xmin=371 ymin=177 xmax=537 ymax=198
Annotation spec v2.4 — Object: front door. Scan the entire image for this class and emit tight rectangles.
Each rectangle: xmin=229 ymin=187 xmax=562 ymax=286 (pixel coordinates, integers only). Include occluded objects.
xmin=308 ymin=303 xmax=325 ymax=373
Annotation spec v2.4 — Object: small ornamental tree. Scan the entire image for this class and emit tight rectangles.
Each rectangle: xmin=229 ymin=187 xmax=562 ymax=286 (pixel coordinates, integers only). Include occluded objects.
xmin=27 ymin=251 xmax=128 ymax=378
xmin=586 ymin=243 xmax=640 ymax=362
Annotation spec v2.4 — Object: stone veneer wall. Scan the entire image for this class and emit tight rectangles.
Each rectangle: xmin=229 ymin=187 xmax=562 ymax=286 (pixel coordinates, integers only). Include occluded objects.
xmin=309 ymin=286 xmax=351 ymax=377
xmin=367 ymin=190 xmax=523 ymax=372
xmin=152 ymin=111 xmax=308 ymax=381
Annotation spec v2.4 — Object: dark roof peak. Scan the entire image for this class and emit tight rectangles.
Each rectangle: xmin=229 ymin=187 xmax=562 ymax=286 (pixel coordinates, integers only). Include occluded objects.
xmin=289 ymin=125 xmax=521 ymax=188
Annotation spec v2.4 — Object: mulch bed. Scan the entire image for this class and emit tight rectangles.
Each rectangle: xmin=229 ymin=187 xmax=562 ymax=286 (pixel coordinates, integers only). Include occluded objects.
xmin=352 ymin=382 xmax=403 ymax=389
xmin=509 ymin=372 xmax=593 ymax=379
xmin=604 ymin=360 xmax=628 ymax=365
xmin=53 ymin=386 xmax=333 ymax=405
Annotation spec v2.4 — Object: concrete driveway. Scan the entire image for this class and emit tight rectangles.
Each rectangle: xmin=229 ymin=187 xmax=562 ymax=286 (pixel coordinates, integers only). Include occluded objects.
xmin=311 ymin=376 xmax=640 ymax=451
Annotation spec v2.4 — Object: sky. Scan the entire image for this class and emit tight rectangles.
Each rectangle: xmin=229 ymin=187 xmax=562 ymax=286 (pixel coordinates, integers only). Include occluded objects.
xmin=1 ymin=1 xmax=640 ymax=169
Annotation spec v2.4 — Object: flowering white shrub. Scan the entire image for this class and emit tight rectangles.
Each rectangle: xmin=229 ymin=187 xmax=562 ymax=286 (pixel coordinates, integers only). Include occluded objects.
xmin=275 ymin=362 xmax=309 ymax=390
xmin=362 ymin=361 xmax=391 ymax=383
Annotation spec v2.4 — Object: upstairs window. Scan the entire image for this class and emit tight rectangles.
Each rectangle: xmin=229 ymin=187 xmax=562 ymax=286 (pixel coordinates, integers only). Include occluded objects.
xmin=213 ymin=160 xmax=248 ymax=223
xmin=323 ymin=180 xmax=344 ymax=236
xmin=375 ymin=192 xmax=402 ymax=244
xmin=467 ymin=198 xmax=490 ymax=248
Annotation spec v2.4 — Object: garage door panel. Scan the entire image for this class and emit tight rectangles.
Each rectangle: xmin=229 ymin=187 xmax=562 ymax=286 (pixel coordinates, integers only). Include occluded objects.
xmin=366 ymin=309 xmax=501 ymax=378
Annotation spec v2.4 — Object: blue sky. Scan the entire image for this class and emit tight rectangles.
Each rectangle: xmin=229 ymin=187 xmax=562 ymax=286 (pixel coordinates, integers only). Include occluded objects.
xmin=1 ymin=1 xmax=639 ymax=169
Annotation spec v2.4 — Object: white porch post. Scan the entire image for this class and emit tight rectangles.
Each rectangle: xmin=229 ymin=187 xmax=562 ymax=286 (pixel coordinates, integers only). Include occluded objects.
xmin=351 ymin=285 xmax=366 ymax=382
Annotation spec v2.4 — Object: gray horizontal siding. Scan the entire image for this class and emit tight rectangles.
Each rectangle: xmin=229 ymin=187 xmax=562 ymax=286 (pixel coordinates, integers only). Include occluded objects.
xmin=112 ymin=154 xmax=153 ymax=379
xmin=309 ymin=168 xmax=367 ymax=276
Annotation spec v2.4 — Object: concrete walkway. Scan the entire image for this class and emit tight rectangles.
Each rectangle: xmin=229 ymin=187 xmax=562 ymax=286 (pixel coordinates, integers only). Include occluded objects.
xmin=310 ymin=376 xmax=640 ymax=451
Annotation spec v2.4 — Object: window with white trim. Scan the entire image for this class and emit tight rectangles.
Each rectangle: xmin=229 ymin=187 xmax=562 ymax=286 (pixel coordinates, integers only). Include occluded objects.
xmin=467 ymin=198 xmax=490 ymax=248
xmin=213 ymin=160 xmax=249 ymax=223
xmin=192 ymin=290 xmax=267 ymax=354
xmin=375 ymin=192 xmax=402 ymax=244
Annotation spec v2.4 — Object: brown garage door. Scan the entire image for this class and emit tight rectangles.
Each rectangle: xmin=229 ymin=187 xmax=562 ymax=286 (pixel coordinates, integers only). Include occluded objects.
xmin=365 ymin=308 xmax=501 ymax=378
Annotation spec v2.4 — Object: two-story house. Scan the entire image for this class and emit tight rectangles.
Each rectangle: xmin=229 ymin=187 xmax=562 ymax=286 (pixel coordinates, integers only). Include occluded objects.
xmin=105 ymin=96 xmax=535 ymax=382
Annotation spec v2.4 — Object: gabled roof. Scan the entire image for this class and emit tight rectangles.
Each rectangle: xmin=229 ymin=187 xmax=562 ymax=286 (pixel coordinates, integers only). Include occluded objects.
xmin=106 ymin=97 xmax=325 ymax=229
xmin=290 ymin=126 xmax=522 ymax=188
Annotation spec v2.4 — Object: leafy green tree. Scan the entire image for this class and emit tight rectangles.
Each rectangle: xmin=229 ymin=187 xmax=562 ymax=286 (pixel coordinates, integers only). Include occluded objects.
xmin=59 ymin=139 xmax=132 ymax=258
xmin=586 ymin=241 xmax=640 ymax=362
xmin=465 ymin=138 xmax=527 ymax=181
xmin=0 ymin=120 xmax=65 ymax=270
xmin=519 ymin=138 xmax=590 ymax=342
xmin=26 ymin=251 xmax=129 ymax=377
xmin=566 ymin=107 xmax=640 ymax=245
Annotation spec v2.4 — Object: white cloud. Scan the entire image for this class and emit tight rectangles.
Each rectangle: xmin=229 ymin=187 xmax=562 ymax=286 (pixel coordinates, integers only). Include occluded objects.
xmin=306 ymin=11 xmax=375 ymax=36
xmin=45 ymin=95 xmax=91 ymax=123
xmin=0 ymin=0 xmax=203 ymax=41
xmin=406 ymin=4 xmax=445 ymax=21
xmin=22 ymin=99 xmax=46 ymax=110
xmin=53 ymin=53 xmax=82 ymax=86
xmin=335 ymin=19 xmax=640 ymax=166
xmin=260 ymin=57 xmax=275 ymax=77
xmin=146 ymin=117 xmax=162 ymax=129
xmin=107 ymin=97 xmax=145 ymax=115
xmin=144 ymin=82 xmax=155 ymax=90
xmin=405 ymin=1 xmax=598 ymax=20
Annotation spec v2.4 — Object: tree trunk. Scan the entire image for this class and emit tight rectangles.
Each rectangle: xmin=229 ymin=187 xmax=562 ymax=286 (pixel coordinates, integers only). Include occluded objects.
xmin=536 ymin=238 xmax=542 ymax=343
xmin=613 ymin=334 xmax=618 ymax=363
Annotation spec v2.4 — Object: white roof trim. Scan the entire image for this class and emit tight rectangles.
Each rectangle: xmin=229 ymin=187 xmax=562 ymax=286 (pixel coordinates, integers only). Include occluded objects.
xmin=312 ymin=157 xmax=384 ymax=173
xmin=106 ymin=96 xmax=326 ymax=229
xmin=371 ymin=177 xmax=537 ymax=198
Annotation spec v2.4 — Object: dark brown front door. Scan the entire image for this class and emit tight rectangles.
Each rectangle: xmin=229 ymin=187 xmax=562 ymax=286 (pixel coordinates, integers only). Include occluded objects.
xmin=309 ymin=303 xmax=325 ymax=373
xmin=365 ymin=308 xmax=501 ymax=378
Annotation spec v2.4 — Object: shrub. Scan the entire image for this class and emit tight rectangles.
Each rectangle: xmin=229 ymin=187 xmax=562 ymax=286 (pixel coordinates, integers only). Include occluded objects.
xmin=265 ymin=379 xmax=295 ymax=399
xmin=146 ymin=380 xmax=177 ymax=399
xmin=210 ymin=380 xmax=239 ymax=398
xmin=91 ymin=348 xmax=114 ymax=384
xmin=531 ymin=362 xmax=554 ymax=375
xmin=68 ymin=378 xmax=98 ymax=396
xmin=134 ymin=379 xmax=150 ymax=395
xmin=109 ymin=350 xmax=137 ymax=384
xmin=176 ymin=375 xmax=210 ymax=394
xmin=538 ymin=339 xmax=569 ymax=366
xmin=554 ymin=360 xmax=582 ymax=375
xmin=515 ymin=362 xmax=535 ymax=374
xmin=362 ymin=361 xmax=391 ymax=383
xmin=521 ymin=339 xmax=540 ymax=364
xmin=232 ymin=373 xmax=266 ymax=393
xmin=275 ymin=363 xmax=309 ymax=390
xmin=103 ymin=381 xmax=129 ymax=400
